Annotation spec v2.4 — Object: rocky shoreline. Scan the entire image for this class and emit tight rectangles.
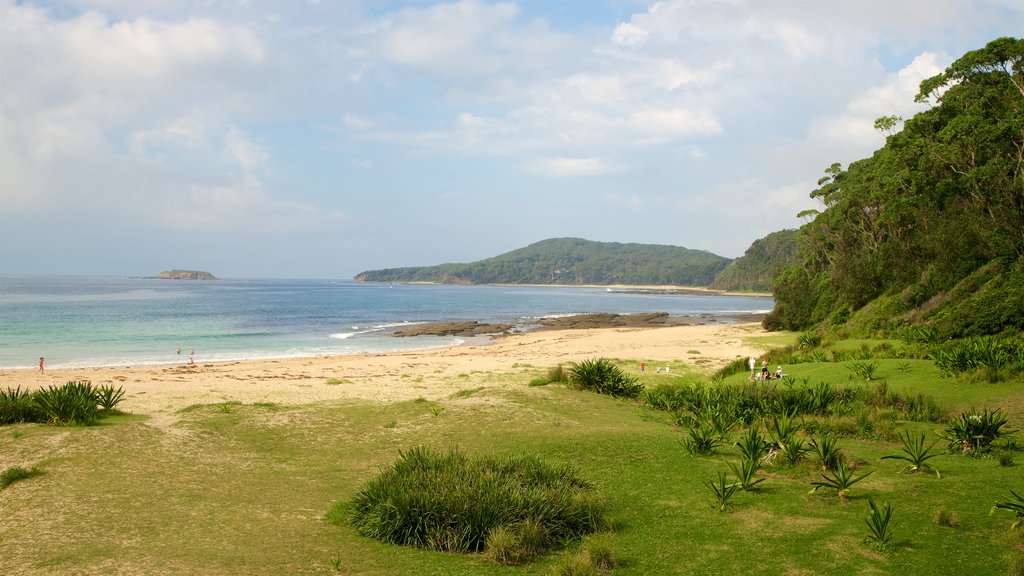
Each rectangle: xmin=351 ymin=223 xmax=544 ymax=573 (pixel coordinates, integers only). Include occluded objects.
xmin=390 ymin=311 xmax=766 ymax=338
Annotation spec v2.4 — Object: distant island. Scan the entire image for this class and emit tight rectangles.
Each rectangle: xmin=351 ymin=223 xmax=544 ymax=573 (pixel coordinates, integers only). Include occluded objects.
xmin=154 ymin=270 xmax=217 ymax=280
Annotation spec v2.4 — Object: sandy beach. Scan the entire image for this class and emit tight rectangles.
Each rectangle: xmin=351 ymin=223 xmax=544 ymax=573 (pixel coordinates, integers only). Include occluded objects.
xmin=2 ymin=323 xmax=773 ymax=418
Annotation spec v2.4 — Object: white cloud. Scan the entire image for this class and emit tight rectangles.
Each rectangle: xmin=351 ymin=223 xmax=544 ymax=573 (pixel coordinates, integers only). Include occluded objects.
xmin=525 ymin=157 xmax=620 ymax=177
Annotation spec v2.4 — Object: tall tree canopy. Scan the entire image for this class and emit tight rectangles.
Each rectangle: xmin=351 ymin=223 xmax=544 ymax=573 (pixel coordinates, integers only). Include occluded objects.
xmin=768 ymin=37 xmax=1024 ymax=338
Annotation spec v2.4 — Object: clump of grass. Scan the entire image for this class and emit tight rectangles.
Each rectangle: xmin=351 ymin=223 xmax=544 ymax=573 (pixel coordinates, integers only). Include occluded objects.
xmin=933 ymin=506 xmax=960 ymax=528
xmin=95 ymin=384 xmax=125 ymax=412
xmin=0 ymin=466 xmax=44 ymax=490
xmin=864 ymin=498 xmax=895 ymax=551
xmin=325 ymin=378 xmax=350 ymax=386
xmin=555 ymin=553 xmax=600 ymax=576
xmin=568 ymin=358 xmax=643 ymax=398
xmin=343 ymin=447 xmax=609 ymax=560
xmin=34 ymin=381 xmax=99 ymax=426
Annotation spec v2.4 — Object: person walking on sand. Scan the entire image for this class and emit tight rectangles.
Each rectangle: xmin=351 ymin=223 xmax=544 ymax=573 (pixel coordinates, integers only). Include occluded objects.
xmin=37 ymin=356 xmax=44 ymax=374
xmin=188 ymin=348 xmax=195 ymax=365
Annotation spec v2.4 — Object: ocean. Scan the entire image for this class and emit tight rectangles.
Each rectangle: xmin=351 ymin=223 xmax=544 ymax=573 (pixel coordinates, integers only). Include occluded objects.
xmin=0 ymin=276 xmax=773 ymax=369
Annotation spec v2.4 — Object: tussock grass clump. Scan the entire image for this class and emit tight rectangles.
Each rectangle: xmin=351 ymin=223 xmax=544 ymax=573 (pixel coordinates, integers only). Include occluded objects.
xmin=0 ymin=465 xmax=43 ymax=490
xmin=0 ymin=386 xmax=42 ymax=424
xmin=345 ymin=446 xmax=610 ymax=562
xmin=1 ymin=381 xmax=125 ymax=426
xmin=568 ymin=359 xmax=643 ymax=399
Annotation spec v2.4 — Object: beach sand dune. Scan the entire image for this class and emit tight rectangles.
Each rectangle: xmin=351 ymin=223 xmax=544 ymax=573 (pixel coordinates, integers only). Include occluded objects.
xmin=2 ymin=323 xmax=774 ymax=419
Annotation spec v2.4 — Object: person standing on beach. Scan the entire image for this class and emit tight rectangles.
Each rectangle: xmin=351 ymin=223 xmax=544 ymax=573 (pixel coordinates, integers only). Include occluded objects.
xmin=640 ymin=362 xmax=645 ymax=373
xmin=189 ymin=348 xmax=195 ymax=365
xmin=37 ymin=356 xmax=44 ymax=374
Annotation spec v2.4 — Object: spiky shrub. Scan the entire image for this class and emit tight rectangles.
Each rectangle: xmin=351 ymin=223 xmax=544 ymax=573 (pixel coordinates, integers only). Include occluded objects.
xmin=681 ymin=424 xmax=725 ymax=456
xmin=33 ymin=381 xmax=99 ymax=426
xmin=780 ymin=435 xmax=810 ymax=467
xmin=346 ymin=447 xmax=609 ymax=558
xmin=941 ymin=407 xmax=1009 ymax=453
xmin=809 ymin=433 xmax=844 ymax=471
xmin=706 ymin=472 xmax=738 ymax=511
xmin=546 ymin=365 xmax=569 ymax=384
xmin=810 ymin=461 xmax=873 ymax=500
xmin=991 ymin=489 xmax=1024 ymax=530
xmin=735 ymin=426 xmax=770 ymax=464
xmin=0 ymin=386 xmax=44 ymax=424
xmin=568 ymin=358 xmax=643 ymax=398
xmin=846 ymin=360 xmax=880 ymax=381
xmin=729 ymin=455 xmax=766 ymax=492
xmin=881 ymin=431 xmax=942 ymax=478
xmin=95 ymin=384 xmax=125 ymax=412
xmin=864 ymin=499 xmax=895 ymax=550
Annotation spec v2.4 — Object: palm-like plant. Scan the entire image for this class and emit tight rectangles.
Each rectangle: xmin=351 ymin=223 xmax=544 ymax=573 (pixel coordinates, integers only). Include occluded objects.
xmin=681 ymin=425 xmax=725 ymax=456
xmin=706 ymin=472 xmax=738 ymax=511
xmin=865 ymin=498 xmax=894 ymax=549
xmin=780 ymin=435 xmax=810 ymax=467
xmin=809 ymin=433 xmax=843 ymax=471
xmin=991 ymin=489 xmax=1024 ymax=530
xmin=729 ymin=455 xmax=766 ymax=492
xmin=810 ymin=461 xmax=873 ymax=500
xmin=881 ymin=431 xmax=941 ymax=478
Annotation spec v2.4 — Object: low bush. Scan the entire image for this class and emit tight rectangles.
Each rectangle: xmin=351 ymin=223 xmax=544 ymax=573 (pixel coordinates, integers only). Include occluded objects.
xmin=940 ymin=407 xmax=1009 ymax=454
xmin=34 ymin=381 xmax=99 ymax=426
xmin=0 ymin=386 xmax=42 ymax=424
xmin=568 ymin=358 xmax=643 ymax=399
xmin=345 ymin=447 xmax=610 ymax=561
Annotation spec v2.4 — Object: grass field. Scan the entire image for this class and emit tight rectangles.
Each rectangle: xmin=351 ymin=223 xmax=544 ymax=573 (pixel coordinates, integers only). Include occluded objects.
xmin=2 ymin=339 xmax=1024 ymax=575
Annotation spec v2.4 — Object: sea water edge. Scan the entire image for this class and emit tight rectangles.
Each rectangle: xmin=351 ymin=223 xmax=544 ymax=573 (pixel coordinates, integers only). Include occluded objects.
xmin=0 ymin=275 xmax=773 ymax=370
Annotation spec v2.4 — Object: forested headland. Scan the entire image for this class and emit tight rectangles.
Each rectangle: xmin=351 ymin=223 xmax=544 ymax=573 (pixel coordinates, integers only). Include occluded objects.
xmin=767 ymin=37 xmax=1023 ymax=340
xmin=354 ymin=237 xmax=732 ymax=287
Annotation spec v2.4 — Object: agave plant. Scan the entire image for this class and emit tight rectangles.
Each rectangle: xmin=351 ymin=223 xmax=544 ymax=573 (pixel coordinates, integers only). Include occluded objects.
xmin=706 ymin=472 xmax=738 ymax=511
xmin=95 ymin=384 xmax=125 ymax=412
xmin=735 ymin=425 xmax=770 ymax=464
xmin=991 ymin=489 xmax=1024 ymax=530
xmin=940 ymin=407 xmax=1009 ymax=453
xmin=729 ymin=455 xmax=766 ymax=492
xmin=881 ymin=431 xmax=941 ymax=478
xmin=809 ymin=433 xmax=843 ymax=471
xmin=780 ymin=435 xmax=810 ymax=467
xmin=568 ymin=358 xmax=644 ymax=398
xmin=810 ymin=461 xmax=873 ymax=499
xmin=865 ymin=498 xmax=895 ymax=549
xmin=681 ymin=424 xmax=725 ymax=456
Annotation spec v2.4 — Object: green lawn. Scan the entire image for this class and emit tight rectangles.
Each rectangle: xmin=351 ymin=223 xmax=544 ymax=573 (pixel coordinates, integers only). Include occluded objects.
xmin=2 ymin=342 xmax=1023 ymax=575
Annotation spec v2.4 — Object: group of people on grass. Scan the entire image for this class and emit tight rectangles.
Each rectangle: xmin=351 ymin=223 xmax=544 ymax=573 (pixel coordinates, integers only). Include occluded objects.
xmin=749 ymin=355 xmax=783 ymax=381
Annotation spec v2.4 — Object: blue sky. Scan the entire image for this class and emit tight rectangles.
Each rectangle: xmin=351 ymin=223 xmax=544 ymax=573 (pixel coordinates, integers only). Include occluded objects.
xmin=2 ymin=0 xmax=1021 ymax=279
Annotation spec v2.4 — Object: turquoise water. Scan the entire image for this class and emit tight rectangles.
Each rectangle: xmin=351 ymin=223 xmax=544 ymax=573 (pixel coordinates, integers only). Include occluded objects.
xmin=0 ymin=276 xmax=773 ymax=369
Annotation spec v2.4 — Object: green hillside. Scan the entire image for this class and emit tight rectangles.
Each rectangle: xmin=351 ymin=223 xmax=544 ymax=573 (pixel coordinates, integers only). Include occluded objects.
xmin=709 ymin=229 xmax=798 ymax=293
xmin=354 ymin=237 xmax=731 ymax=286
xmin=768 ymin=37 xmax=1024 ymax=339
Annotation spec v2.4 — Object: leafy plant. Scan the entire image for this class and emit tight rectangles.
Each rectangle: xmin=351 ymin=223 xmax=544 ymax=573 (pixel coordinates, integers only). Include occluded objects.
xmin=735 ymin=425 xmax=770 ymax=464
xmin=881 ymin=431 xmax=942 ymax=478
xmin=809 ymin=433 xmax=843 ymax=471
xmin=681 ymin=424 xmax=725 ymax=456
xmin=706 ymin=472 xmax=738 ymax=511
xmin=779 ymin=435 xmax=810 ymax=467
xmin=846 ymin=360 xmax=880 ymax=381
xmin=940 ymin=407 xmax=1009 ymax=453
xmin=95 ymin=384 xmax=125 ymax=412
xmin=810 ymin=461 xmax=873 ymax=499
xmin=0 ymin=386 xmax=43 ymax=424
xmin=864 ymin=499 xmax=895 ymax=550
xmin=729 ymin=455 xmax=766 ymax=492
xmin=33 ymin=381 xmax=99 ymax=426
xmin=568 ymin=358 xmax=643 ymax=398
xmin=991 ymin=489 xmax=1024 ymax=530
xmin=345 ymin=447 xmax=608 ymax=558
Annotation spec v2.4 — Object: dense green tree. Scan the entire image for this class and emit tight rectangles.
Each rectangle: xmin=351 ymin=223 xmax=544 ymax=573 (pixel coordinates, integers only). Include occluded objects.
xmin=768 ymin=37 xmax=1024 ymax=337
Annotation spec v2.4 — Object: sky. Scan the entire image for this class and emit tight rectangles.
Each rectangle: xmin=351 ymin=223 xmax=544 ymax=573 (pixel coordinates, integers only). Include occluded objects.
xmin=1 ymin=0 xmax=1021 ymax=279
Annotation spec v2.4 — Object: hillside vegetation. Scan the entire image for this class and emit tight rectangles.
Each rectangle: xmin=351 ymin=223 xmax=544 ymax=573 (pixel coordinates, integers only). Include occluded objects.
xmin=768 ymin=37 xmax=1024 ymax=339
xmin=709 ymin=229 xmax=798 ymax=293
xmin=355 ymin=237 xmax=730 ymax=286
